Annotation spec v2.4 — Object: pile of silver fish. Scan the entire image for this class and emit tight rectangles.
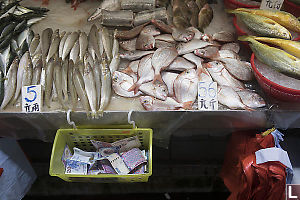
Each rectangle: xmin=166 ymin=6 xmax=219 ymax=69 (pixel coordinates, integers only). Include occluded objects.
xmin=88 ymin=0 xmax=170 ymax=27
xmin=113 ymin=20 xmax=266 ymax=111
xmin=0 ymin=24 xmax=117 ymax=117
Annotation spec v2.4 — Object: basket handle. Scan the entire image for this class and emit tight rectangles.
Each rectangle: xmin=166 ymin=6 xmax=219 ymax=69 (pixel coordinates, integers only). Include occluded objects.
xmin=67 ymin=109 xmax=77 ymax=129
xmin=128 ymin=110 xmax=136 ymax=129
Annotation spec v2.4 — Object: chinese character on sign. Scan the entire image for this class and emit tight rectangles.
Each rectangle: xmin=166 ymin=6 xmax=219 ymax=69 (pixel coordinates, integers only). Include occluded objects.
xmin=22 ymin=85 xmax=42 ymax=113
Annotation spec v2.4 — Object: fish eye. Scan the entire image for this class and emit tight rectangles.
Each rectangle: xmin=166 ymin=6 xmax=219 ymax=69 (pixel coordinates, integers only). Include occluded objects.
xmin=186 ymin=71 xmax=190 ymax=74
xmin=143 ymin=100 xmax=148 ymax=103
xmin=113 ymin=77 xmax=118 ymax=82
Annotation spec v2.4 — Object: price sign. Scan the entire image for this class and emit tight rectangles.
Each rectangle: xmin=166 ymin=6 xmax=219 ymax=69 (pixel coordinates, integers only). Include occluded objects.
xmin=260 ymin=0 xmax=284 ymax=10
xmin=22 ymin=85 xmax=42 ymax=113
xmin=198 ymin=82 xmax=218 ymax=111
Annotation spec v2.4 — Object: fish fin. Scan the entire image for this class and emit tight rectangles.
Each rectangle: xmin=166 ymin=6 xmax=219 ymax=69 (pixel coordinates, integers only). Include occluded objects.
xmin=122 ymin=67 xmax=134 ymax=75
xmin=202 ymin=63 xmax=212 ymax=69
xmin=196 ymin=67 xmax=209 ymax=77
xmin=153 ymin=74 xmax=164 ymax=84
xmin=128 ymin=83 xmax=141 ymax=94
xmin=182 ymin=101 xmax=193 ymax=110
xmin=244 ymin=105 xmax=255 ymax=111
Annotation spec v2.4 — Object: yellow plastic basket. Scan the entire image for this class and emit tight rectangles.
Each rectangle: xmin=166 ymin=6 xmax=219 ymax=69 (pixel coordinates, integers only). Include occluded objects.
xmin=49 ymin=127 xmax=153 ymax=183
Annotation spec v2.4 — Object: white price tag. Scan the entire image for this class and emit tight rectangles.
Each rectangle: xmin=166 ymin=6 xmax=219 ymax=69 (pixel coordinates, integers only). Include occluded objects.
xmin=198 ymin=82 xmax=218 ymax=110
xmin=22 ymin=85 xmax=42 ymax=113
xmin=260 ymin=0 xmax=284 ymax=10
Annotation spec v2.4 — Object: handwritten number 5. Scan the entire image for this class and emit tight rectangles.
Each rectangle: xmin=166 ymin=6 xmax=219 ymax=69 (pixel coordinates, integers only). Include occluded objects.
xmin=25 ymin=86 xmax=37 ymax=103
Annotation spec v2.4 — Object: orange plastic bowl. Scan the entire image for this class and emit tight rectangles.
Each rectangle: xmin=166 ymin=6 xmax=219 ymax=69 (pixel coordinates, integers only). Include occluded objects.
xmin=224 ymin=0 xmax=260 ymax=9
xmin=251 ymin=54 xmax=300 ymax=102
xmin=283 ymin=0 xmax=300 ymax=17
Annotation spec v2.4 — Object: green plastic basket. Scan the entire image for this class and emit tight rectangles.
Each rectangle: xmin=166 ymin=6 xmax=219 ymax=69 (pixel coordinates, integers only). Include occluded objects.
xmin=49 ymin=127 xmax=152 ymax=182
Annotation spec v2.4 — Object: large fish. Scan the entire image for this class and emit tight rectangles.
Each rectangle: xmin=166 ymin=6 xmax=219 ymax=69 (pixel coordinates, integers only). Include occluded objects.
xmin=139 ymin=81 xmax=168 ymax=100
xmin=228 ymin=10 xmax=291 ymax=39
xmin=161 ymin=71 xmax=178 ymax=97
xmin=152 ymin=47 xmax=178 ymax=83
xmin=120 ymin=0 xmax=155 ymax=12
xmin=134 ymin=7 xmax=167 ymax=26
xmin=174 ymin=69 xmax=198 ymax=106
xmin=176 ymin=39 xmax=214 ymax=55
xmin=99 ymin=10 xmax=134 ymax=27
xmin=239 ymin=36 xmax=300 ymax=79
xmin=112 ymin=71 xmax=142 ymax=98
xmin=88 ymin=0 xmax=122 ymax=21
xmin=0 ymin=58 xmax=18 ymax=109
xmin=83 ymin=63 xmax=97 ymax=117
xmin=98 ymin=58 xmax=112 ymax=114
xmin=140 ymin=96 xmax=192 ymax=110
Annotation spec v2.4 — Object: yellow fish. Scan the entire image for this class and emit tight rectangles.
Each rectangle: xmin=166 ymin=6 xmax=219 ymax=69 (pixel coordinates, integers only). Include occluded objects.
xmin=238 ymin=36 xmax=300 ymax=79
xmin=253 ymin=37 xmax=300 ymax=58
xmin=235 ymin=8 xmax=300 ymax=33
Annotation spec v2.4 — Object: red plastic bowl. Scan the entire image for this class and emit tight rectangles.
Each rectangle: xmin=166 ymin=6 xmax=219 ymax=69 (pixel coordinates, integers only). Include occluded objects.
xmin=224 ymin=0 xmax=260 ymax=9
xmin=250 ymin=54 xmax=300 ymax=102
xmin=283 ymin=0 xmax=300 ymax=17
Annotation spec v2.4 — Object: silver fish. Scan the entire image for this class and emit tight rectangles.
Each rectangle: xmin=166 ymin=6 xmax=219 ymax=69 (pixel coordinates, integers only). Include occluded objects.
xmin=54 ymin=61 xmax=68 ymax=110
xmin=174 ymin=69 xmax=198 ymax=104
xmin=205 ymin=61 xmax=245 ymax=90
xmin=219 ymin=58 xmax=253 ymax=81
xmin=59 ymin=32 xmax=71 ymax=58
xmin=100 ymin=10 xmax=134 ymax=27
xmin=139 ymin=81 xmax=168 ymax=100
xmin=83 ymin=63 xmax=97 ymax=117
xmin=93 ymin=59 xmax=102 ymax=109
xmin=41 ymin=28 xmax=53 ymax=67
xmin=155 ymin=40 xmax=176 ymax=48
xmin=176 ymin=39 xmax=214 ymax=55
xmin=62 ymin=31 xmax=79 ymax=61
xmin=88 ymin=25 xmax=101 ymax=60
xmin=212 ymin=31 xmax=236 ymax=42
xmin=236 ymin=89 xmax=266 ymax=108
xmin=119 ymin=38 xmax=137 ymax=51
xmin=98 ymin=58 xmax=112 ymax=114
xmin=161 ymin=72 xmax=178 ymax=97
xmin=218 ymin=85 xmax=252 ymax=110
xmin=220 ymin=42 xmax=240 ymax=54
xmin=140 ymin=25 xmax=160 ymax=36
xmin=44 ymin=57 xmax=56 ymax=108
xmin=186 ymin=27 xmax=203 ymax=40
xmin=128 ymin=54 xmax=154 ymax=93
xmin=32 ymin=58 xmax=42 ymax=85
xmin=152 ymin=47 xmax=178 ymax=83
xmin=97 ymin=27 xmax=104 ymax=57
xmin=136 ymin=33 xmax=155 ymax=50
xmin=70 ymin=40 xmax=80 ymax=64
xmin=27 ymin=17 xmax=46 ymax=26
xmin=109 ymin=54 xmax=120 ymax=75
xmin=29 ymin=34 xmax=40 ymax=56
xmin=73 ymin=68 xmax=91 ymax=115
xmin=1 ymin=58 xmax=18 ymax=109
xmin=102 ymin=26 xmax=112 ymax=62
xmin=79 ymin=32 xmax=88 ymax=61
xmin=88 ymin=0 xmax=122 ymax=21
xmin=120 ymin=50 xmax=154 ymax=60
xmin=17 ymin=28 xmax=29 ymax=48
xmin=84 ymin=52 xmax=94 ymax=70
xmin=68 ymin=60 xmax=77 ymax=110
xmin=155 ymin=34 xmax=176 ymax=43
xmin=46 ymin=29 xmax=60 ymax=63
xmin=167 ymin=57 xmax=195 ymax=71
xmin=134 ymin=7 xmax=167 ymax=26
xmin=120 ymin=0 xmax=155 ymax=12
xmin=140 ymin=96 xmax=191 ymax=110
xmin=62 ymin=59 xmax=69 ymax=102
xmin=172 ymin=28 xmax=195 ymax=42
xmin=112 ymin=29 xmax=119 ymax=58
xmin=112 ymin=71 xmax=141 ymax=98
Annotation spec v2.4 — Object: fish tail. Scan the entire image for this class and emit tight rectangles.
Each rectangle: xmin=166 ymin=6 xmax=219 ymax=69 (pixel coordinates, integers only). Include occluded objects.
xmin=128 ymin=83 xmax=137 ymax=92
xmin=182 ymin=101 xmax=193 ymax=110
xmin=122 ymin=67 xmax=134 ymax=76
xmin=196 ymin=67 xmax=209 ymax=77
xmin=153 ymin=74 xmax=164 ymax=84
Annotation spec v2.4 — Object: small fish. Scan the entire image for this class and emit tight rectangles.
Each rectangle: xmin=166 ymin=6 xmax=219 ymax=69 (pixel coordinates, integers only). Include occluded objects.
xmin=70 ymin=40 xmax=80 ymax=64
xmin=139 ymin=81 xmax=168 ymax=100
xmin=73 ymin=68 xmax=91 ymax=115
xmin=176 ymin=39 xmax=214 ymax=55
xmin=120 ymin=0 xmax=155 ymax=12
xmin=151 ymin=19 xmax=173 ymax=34
xmin=186 ymin=27 xmax=203 ymax=40
xmin=234 ymin=8 xmax=300 ymax=33
xmin=155 ymin=34 xmax=176 ymax=43
xmin=29 ymin=34 xmax=40 ymax=56
xmin=218 ymin=85 xmax=252 ymax=110
xmin=236 ymin=89 xmax=266 ymax=108
xmin=161 ymin=71 xmax=178 ymax=97
xmin=32 ymin=58 xmax=42 ymax=85
xmin=219 ymin=58 xmax=253 ymax=81
xmin=140 ymin=96 xmax=191 ymax=110
xmin=140 ymin=25 xmax=161 ymax=36
xmin=27 ymin=16 xmax=46 ymax=26
xmin=68 ymin=60 xmax=77 ymax=110
xmin=93 ymin=59 xmax=102 ymax=109
xmin=167 ymin=57 xmax=195 ymax=71
xmin=128 ymin=54 xmax=154 ymax=93
xmin=239 ymin=36 xmax=300 ymax=79
xmin=253 ymin=37 xmax=300 ymax=58
xmin=83 ymin=63 xmax=97 ymax=117
xmin=119 ymin=38 xmax=137 ymax=51
xmin=174 ymin=69 xmax=198 ymax=105
xmin=198 ymin=4 xmax=213 ymax=31
xmin=79 ymin=32 xmax=88 ymax=61
xmin=102 ymin=26 xmax=112 ymax=62
xmin=155 ymin=40 xmax=176 ymax=48
xmin=112 ymin=29 xmax=119 ymax=58
xmin=0 ymin=45 xmax=13 ymax=75
xmin=46 ymin=29 xmax=60 ymax=63
xmin=41 ymin=28 xmax=53 ymax=67
xmin=59 ymin=32 xmax=71 ymax=58
xmin=212 ymin=31 xmax=236 ymax=42
xmin=204 ymin=61 xmax=245 ymax=89
xmin=89 ymin=24 xmax=101 ymax=60
xmin=54 ymin=61 xmax=68 ymax=110
xmin=120 ymin=50 xmax=154 ymax=60
xmin=0 ymin=22 xmax=17 ymax=39
xmin=134 ymin=7 xmax=167 ymax=26
xmin=115 ymin=22 xmax=149 ymax=40
xmin=112 ymin=71 xmax=141 ymax=98
xmin=220 ymin=43 xmax=240 ymax=54
xmin=44 ymin=57 xmax=56 ymax=108
xmin=61 ymin=59 xmax=69 ymax=102
xmin=172 ymin=28 xmax=195 ymax=42
xmin=62 ymin=31 xmax=79 ymax=61
xmin=228 ymin=10 xmax=291 ymax=39
xmin=26 ymin=29 xmax=35 ymax=46
xmin=109 ymin=54 xmax=120 ymax=75
xmin=13 ymin=20 xmax=27 ymax=36
xmin=88 ymin=0 xmax=121 ymax=21
xmin=100 ymin=9 xmax=134 ymax=27
xmin=0 ymin=34 xmax=12 ymax=52
xmin=98 ymin=58 xmax=112 ymax=114
xmin=97 ymin=27 xmax=104 ymax=57
xmin=136 ymin=33 xmax=155 ymax=50
xmin=194 ymin=46 xmax=219 ymax=58
xmin=0 ymin=58 xmax=17 ymax=109
xmin=152 ymin=47 xmax=178 ymax=83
